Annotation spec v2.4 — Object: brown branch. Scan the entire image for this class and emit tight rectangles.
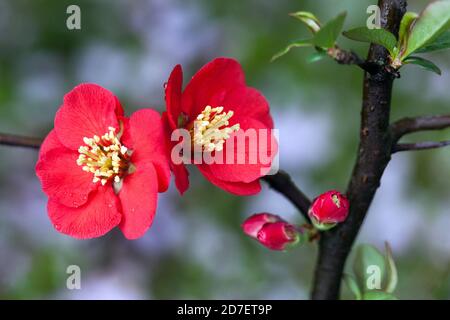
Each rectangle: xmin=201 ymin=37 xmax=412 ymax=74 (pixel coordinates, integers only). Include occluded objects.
xmin=262 ymin=171 xmax=311 ymax=222
xmin=0 ymin=133 xmax=42 ymax=149
xmin=330 ymin=47 xmax=380 ymax=74
xmin=311 ymin=0 xmax=406 ymax=300
xmin=392 ymin=140 xmax=450 ymax=153
xmin=390 ymin=114 xmax=450 ymax=142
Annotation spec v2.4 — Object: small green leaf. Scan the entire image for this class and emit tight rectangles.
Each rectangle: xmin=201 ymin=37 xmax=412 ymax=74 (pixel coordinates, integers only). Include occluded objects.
xmin=398 ymin=12 xmax=419 ymax=47
xmin=416 ymin=30 xmax=450 ymax=53
xmin=353 ymin=244 xmax=387 ymax=292
xmin=271 ymin=39 xmax=313 ymax=62
xmin=404 ymin=56 xmax=442 ymax=75
xmin=289 ymin=11 xmax=321 ymax=33
xmin=343 ymin=27 xmax=397 ymax=56
xmin=313 ymin=12 xmax=347 ymax=48
xmin=344 ymin=273 xmax=362 ymax=300
xmin=403 ymin=56 xmax=442 ymax=75
xmin=384 ymin=242 xmax=398 ymax=294
xmin=307 ymin=50 xmax=328 ymax=63
xmin=362 ymin=291 xmax=398 ymax=300
xmin=403 ymin=1 xmax=450 ymax=58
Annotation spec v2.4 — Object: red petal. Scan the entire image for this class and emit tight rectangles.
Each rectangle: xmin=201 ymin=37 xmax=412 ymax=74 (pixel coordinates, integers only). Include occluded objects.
xmin=182 ymin=58 xmax=245 ymax=121
xmin=165 ymin=64 xmax=183 ymax=130
xmin=171 ymin=162 xmax=189 ymax=195
xmin=242 ymin=213 xmax=282 ymax=239
xmin=36 ymin=147 xmax=97 ymax=207
xmin=38 ymin=130 xmax=64 ymax=161
xmin=118 ymin=162 xmax=158 ymax=239
xmin=48 ymin=186 xmax=121 ymax=239
xmin=161 ymin=112 xmax=190 ymax=195
xmin=209 ymin=86 xmax=274 ymax=129
xmin=122 ymin=108 xmax=170 ymax=192
xmin=197 ymin=164 xmax=261 ymax=195
xmin=257 ymin=222 xmax=298 ymax=251
xmin=203 ymin=118 xmax=277 ymax=183
xmin=54 ymin=83 xmax=121 ymax=150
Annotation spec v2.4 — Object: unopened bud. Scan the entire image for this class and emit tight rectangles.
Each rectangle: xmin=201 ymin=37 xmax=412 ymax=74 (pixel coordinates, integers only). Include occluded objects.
xmin=257 ymin=222 xmax=301 ymax=251
xmin=242 ymin=213 xmax=282 ymax=239
xmin=308 ymin=190 xmax=349 ymax=231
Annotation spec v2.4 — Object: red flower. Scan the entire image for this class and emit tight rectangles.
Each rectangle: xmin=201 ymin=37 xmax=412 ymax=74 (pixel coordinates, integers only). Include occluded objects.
xmin=241 ymin=212 xmax=282 ymax=239
xmin=36 ymin=84 xmax=170 ymax=239
xmin=163 ymin=57 xmax=278 ymax=195
xmin=257 ymin=222 xmax=300 ymax=251
xmin=242 ymin=213 xmax=302 ymax=251
xmin=308 ymin=190 xmax=349 ymax=230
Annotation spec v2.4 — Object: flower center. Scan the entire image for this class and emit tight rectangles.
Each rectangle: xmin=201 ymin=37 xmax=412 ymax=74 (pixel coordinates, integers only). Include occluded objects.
xmin=76 ymin=127 xmax=130 ymax=186
xmin=192 ymin=105 xmax=240 ymax=152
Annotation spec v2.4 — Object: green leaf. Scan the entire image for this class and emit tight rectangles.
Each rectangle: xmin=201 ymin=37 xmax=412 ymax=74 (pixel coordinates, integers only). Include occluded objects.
xmin=398 ymin=12 xmax=419 ymax=47
xmin=403 ymin=1 xmax=450 ymax=58
xmin=271 ymin=39 xmax=313 ymax=62
xmin=384 ymin=242 xmax=398 ymax=294
xmin=289 ymin=11 xmax=321 ymax=33
xmin=307 ymin=50 xmax=328 ymax=63
xmin=362 ymin=291 xmax=398 ymax=300
xmin=343 ymin=27 xmax=398 ymax=56
xmin=416 ymin=30 xmax=450 ymax=53
xmin=403 ymin=55 xmax=442 ymax=75
xmin=343 ymin=273 xmax=362 ymax=300
xmin=353 ymin=244 xmax=387 ymax=292
xmin=313 ymin=12 xmax=347 ymax=48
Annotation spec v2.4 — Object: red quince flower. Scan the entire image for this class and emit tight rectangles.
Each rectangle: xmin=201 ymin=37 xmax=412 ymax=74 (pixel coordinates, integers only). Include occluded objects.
xmin=163 ymin=57 xmax=278 ymax=195
xmin=308 ymin=190 xmax=349 ymax=230
xmin=257 ymin=222 xmax=301 ymax=251
xmin=36 ymin=83 xmax=170 ymax=239
xmin=241 ymin=212 xmax=282 ymax=239
xmin=242 ymin=213 xmax=303 ymax=251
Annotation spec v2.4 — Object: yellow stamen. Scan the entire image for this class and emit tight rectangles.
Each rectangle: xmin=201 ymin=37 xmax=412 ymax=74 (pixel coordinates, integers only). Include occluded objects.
xmin=192 ymin=105 xmax=240 ymax=152
xmin=332 ymin=194 xmax=341 ymax=208
xmin=77 ymin=126 xmax=131 ymax=185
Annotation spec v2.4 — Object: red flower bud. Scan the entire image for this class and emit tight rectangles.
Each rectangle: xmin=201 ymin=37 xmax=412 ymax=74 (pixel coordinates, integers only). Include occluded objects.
xmin=256 ymin=222 xmax=300 ymax=251
xmin=241 ymin=213 xmax=282 ymax=239
xmin=308 ymin=190 xmax=349 ymax=230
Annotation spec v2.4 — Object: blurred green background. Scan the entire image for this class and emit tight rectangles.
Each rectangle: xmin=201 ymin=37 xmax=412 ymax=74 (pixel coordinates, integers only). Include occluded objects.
xmin=0 ymin=0 xmax=449 ymax=299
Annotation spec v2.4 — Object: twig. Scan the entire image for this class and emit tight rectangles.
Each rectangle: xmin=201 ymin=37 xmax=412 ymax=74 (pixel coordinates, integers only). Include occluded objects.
xmin=330 ymin=47 xmax=379 ymax=74
xmin=392 ymin=140 xmax=450 ymax=153
xmin=390 ymin=114 xmax=450 ymax=142
xmin=0 ymin=133 xmax=42 ymax=149
xmin=262 ymin=171 xmax=311 ymax=222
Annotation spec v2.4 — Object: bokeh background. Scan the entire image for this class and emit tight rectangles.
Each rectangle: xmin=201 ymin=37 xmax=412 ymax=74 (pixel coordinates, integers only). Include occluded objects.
xmin=0 ymin=0 xmax=449 ymax=299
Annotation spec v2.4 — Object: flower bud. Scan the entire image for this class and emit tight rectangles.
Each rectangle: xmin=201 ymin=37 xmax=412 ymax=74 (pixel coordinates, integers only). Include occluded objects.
xmin=256 ymin=222 xmax=301 ymax=251
xmin=241 ymin=213 xmax=282 ymax=239
xmin=308 ymin=190 xmax=349 ymax=230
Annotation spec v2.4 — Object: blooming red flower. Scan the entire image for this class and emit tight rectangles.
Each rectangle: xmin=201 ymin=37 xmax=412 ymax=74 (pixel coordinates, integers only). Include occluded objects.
xmin=308 ymin=190 xmax=349 ymax=230
xmin=163 ymin=57 xmax=278 ymax=195
xmin=36 ymin=83 xmax=170 ymax=239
